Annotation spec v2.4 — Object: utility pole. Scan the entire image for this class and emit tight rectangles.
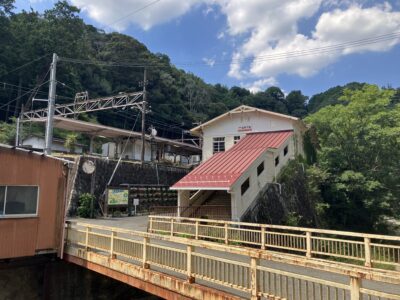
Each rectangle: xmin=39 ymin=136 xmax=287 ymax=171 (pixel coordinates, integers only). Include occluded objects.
xmin=15 ymin=104 xmax=25 ymax=147
xmin=15 ymin=117 xmax=20 ymax=147
xmin=140 ymin=68 xmax=147 ymax=163
xmin=44 ymin=53 xmax=58 ymax=155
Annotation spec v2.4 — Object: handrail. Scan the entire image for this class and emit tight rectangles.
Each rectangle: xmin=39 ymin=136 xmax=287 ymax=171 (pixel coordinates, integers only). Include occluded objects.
xmin=150 ymin=205 xmax=231 ymax=220
xmin=65 ymin=221 xmax=400 ymax=283
xmin=65 ymin=221 xmax=400 ymax=300
xmin=150 ymin=215 xmax=400 ymax=241
xmin=148 ymin=216 xmax=400 ymax=269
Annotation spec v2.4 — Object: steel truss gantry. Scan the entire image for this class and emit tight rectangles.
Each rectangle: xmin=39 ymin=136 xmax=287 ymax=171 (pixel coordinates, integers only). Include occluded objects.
xmin=21 ymin=91 xmax=144 ymax=121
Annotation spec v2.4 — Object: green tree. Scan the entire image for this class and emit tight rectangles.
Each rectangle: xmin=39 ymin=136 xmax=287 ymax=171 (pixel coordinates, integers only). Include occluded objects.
xmin=306 ymin=85 xmax=400 ymax=232
xmin=0 ymin=0 xmax=14 ymax=16
xmin=307 ymin=82 xmax=366 ymax=113
xmin=0 ymin=119 xmax=16 ymax=144
xmin=64 ymin=132 xmax=78 ymax=153
xmin=286 ymin=90 xmax=308 ymax=118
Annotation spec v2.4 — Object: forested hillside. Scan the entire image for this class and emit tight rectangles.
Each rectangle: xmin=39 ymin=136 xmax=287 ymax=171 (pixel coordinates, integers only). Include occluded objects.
xmin=1 ymin=1 xmax=390 ymax=138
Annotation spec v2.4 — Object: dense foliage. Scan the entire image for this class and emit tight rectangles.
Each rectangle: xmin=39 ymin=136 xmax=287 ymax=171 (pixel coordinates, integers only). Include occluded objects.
xmin=0 ymin=0 xmax=329 ymax=139
xmin=77 ymin=193 xmax=95 ymax=218
xmin=305 ymin=85 xmax=400 ymax=232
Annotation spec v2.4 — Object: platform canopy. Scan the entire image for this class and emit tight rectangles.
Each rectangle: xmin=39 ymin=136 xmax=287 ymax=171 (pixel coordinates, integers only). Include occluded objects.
xmin=31 ymin=116 xmax=201 ymax=155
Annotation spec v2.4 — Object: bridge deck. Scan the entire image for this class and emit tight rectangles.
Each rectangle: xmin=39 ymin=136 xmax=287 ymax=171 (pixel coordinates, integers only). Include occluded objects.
xmin=64 ymin=220 xmax=400 ymax=300
xmin=67 ymin=216 xmax=149 ymax=232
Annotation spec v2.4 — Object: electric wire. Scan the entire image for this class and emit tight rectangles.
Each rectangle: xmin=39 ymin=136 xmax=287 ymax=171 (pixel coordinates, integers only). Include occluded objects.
xmin=26 ymin=67 xmax=51 ymax=110
xmin=102 ymin=113 xmax=141 ymax=204
xmin=0 ymin=81 xmax=49 ymax=95
xmin=104 ymin=0 xmax=161 ymax=29
xmin=58 ymin=31 xmax=400 ymax=69
xmin=0 ymin=80 xmax=50 ymax=110
xmin=0 ymin=54 xmax=50 ymax=78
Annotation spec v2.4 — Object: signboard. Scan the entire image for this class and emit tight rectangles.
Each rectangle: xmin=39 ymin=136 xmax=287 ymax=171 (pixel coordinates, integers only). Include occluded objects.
xmin=133 ymin=198 xmax=139 ymax=215
xmin=107 ymin=188 xmax=129 ymax=206
xmin=238 ymin=125 xmax=252 ymax=132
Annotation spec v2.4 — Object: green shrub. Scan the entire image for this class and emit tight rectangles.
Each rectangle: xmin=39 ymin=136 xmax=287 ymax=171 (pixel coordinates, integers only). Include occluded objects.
xmin=64 ymin=133 xmax=78 ymax=153
xmin=77 ymin=193 xmax=95 ymax=218
xmin=284 ymin=212 xmax=302 ymax=227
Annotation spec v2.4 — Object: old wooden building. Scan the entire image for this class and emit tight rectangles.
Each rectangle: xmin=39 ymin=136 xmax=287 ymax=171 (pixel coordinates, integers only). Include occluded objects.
xmin=0 ymin=144 xmax=70 ymax=259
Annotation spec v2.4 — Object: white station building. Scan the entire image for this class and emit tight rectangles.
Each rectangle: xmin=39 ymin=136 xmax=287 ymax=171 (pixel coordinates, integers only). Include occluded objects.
xmin=171 ymin=105 xmax=307 ymax=221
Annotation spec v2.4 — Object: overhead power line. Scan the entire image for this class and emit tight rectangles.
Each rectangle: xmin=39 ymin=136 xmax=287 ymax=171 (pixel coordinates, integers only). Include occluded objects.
xmin=104 ymin=0 xmax=161 ymax=29
xmin=59 ymin=31 xmax=400 ymax=69
xmin=0 ymin=80 xmax=50 ymax=111
xmin=0 ymin=81 xmax=49 ymax=96
xmin=0 ymin=54 xmax=50 ymax=78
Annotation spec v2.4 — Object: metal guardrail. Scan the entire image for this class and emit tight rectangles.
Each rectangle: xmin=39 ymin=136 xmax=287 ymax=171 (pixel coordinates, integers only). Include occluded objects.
xmin=148 ymin=216 xmax=400 ymax=270
xmin=150 ymin=205 xmax=231 ymax=220
xmin=65 ymin=221 xmax=400 ymax=300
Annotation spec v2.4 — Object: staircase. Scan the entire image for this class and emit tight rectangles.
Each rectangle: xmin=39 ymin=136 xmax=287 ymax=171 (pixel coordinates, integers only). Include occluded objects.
xmin=202 ymin=190 xmax=231 ymax=206
xmin=186 ymin=190 xmax=231 ymax=220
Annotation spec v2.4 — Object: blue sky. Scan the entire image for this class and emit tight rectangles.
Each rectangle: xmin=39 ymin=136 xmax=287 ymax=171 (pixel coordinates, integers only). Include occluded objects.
xmin=17 ymin=0 xmax=400 ymax=97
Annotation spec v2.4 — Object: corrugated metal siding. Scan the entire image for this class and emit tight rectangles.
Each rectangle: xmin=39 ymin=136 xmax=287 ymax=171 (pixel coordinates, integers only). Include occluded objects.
xmin=173 ymin=130 xmax=293 ymax=189
xmin=0 ymin=218 xmax=38 ymax=259
xmin=0 ymin=147 xmax=67 ymax=259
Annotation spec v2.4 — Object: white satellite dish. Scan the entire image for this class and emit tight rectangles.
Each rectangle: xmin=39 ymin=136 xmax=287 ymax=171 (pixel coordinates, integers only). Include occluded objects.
xmin=82 ymin=160 xmax=96 ymax=174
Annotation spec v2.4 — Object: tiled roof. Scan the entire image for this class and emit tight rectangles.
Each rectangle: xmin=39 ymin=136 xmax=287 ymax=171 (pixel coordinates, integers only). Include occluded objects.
xmin=172 ymin=130 xmax=293 ymax=190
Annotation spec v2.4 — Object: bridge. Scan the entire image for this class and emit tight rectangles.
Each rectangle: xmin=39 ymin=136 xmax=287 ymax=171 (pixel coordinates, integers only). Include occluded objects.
xmin=63 ymin=217 xmax=400 ymax=300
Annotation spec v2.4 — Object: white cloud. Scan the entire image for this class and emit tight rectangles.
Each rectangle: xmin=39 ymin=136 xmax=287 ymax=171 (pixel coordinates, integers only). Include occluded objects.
xmin=71 ymin=0 xmax=400 ymax=82
xmin=202 ymin=57 xmax=216 ymax=67
xmin=203 ymin=5 xmax=214 ymax=16
xmin=228 ymin=52 xmax=245 ymax=79
xmin=71 ymin=0 xmax=201 ymax=31
xmin=243 ymin=77 xmax=278 ymax=93
xmin=216 ymin=0 xmax=321 ymax=38
xmin=223 ymin=2 xmax=400 ymax=80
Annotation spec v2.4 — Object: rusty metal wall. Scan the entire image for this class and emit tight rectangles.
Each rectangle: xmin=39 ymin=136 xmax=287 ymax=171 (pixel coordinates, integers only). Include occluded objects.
xmin=0 ymin=148 xmax=68 ymax=259
xmin=0 ymin=218 xmax=38 ymax=258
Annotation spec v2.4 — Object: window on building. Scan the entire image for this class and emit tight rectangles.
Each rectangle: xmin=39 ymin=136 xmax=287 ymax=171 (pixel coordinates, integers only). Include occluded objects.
xmin=284 ymin=145 xmax=289 ymax=156
xmin=275 ymin=156 xmax=280 ymax=167
xmin=241 ymin=178 xmax=250 ymax=195
xmin=0 ymin=186 xmax=4 ymax=215
xmin=257 ymin=162 xmax=264 ymax=176
xmin=233 ymin=135 xmax=241 ymax=144
xmin=0 ymin=186 xmax=38 ymax=216
xmin=213 ymin=137 xmax=225 ymax=154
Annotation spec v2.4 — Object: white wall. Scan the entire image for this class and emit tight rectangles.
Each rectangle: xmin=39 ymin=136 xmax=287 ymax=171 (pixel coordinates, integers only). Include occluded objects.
xmin=102 ymin=142 xmax=116 ymax=158
xmin=201 ymin=111 xmax=298 ymax=161
xmin=22 ymin=136 xmax=83 ymax=154
xmin=230 ymin=136 xmax=295 ymax=221
xmin=102 ymin=140 xmax=197 ymax=164
xmin=102 ymin=140 xmax=153 ymax=161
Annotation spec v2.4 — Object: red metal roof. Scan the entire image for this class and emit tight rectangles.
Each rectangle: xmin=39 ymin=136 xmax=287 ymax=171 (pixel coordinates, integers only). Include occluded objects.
xmin=172 ymin=130 xmax=293 ymax=190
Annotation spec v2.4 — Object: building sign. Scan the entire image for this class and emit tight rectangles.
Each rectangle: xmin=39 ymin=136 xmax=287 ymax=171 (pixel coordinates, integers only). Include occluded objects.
xmin=238 ymin=125 xmax=252 ymax=132
xmin=107 ymin=188 xmax=129 ymax=206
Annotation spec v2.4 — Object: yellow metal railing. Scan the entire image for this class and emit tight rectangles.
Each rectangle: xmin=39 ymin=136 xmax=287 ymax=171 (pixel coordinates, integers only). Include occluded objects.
xmin=65 ymin=221 xmax=400 ymax=300
xmin=148 ymin=216 xmax=400 ymax=269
